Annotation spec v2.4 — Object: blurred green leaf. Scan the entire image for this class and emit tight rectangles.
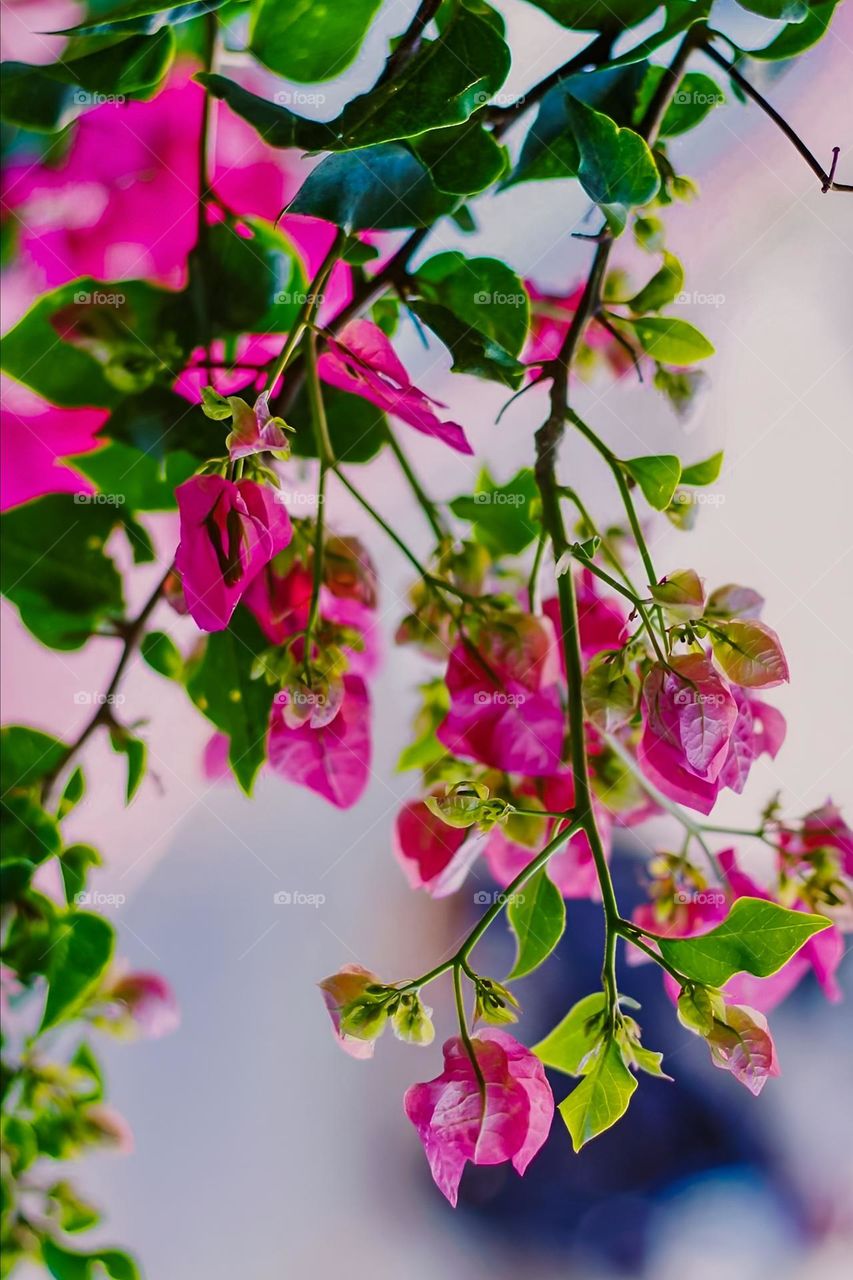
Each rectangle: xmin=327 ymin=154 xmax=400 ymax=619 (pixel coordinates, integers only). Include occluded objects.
xmin=450 ymin=467 xmax=539 ymax=555
xmin=40 ymin=912 xmax=116 ymax=1032
xmin=623 ymin=454 xmax=682 ymax=511
xmin=250 ymin=0 xmax=382 ymax=81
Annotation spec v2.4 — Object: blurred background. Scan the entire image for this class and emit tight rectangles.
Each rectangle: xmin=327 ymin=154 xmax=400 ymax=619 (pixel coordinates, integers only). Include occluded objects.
xmin=2 ymin=1 xmax=852 ymax=1277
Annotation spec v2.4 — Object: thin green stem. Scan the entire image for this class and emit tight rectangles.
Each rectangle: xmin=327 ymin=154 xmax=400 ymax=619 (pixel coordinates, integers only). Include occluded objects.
xmin=559 ymin=545 xmax=668 ymax=665
xmin=617 ymin=927 xmax=686 ymax=984
xmin=560 ymin=486 xmax=636 ymax=594
xmin=385 ymin=427 xmax=447 ymax=541
xmin=528 ymin=530 xmax=548 ymax=613
xmin=453 ymin=963 xmax=486 ymax=1097
xmin=266 ymin=231 xmax=345 ymax=395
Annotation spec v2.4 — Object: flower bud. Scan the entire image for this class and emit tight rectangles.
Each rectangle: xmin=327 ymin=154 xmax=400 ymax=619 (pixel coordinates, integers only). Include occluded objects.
xmin=390 ymin=993 xmax=435 ymax=1046
xmin=474 ymin=978 xmax=520 ymax=1026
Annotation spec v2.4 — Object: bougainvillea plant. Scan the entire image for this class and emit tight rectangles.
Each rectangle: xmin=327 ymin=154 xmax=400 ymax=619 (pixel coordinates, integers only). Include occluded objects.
xmin=1 ymin=0 xmax=851 ymax=1270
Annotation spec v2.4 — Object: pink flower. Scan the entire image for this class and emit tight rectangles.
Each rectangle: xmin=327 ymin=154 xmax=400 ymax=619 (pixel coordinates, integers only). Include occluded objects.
xmin=544 ymin=569 xmax=626 ymax=668
xmin=0 ymin=381 xmax=105 ymax=511
xmin=437 ymin=616 xmax=565 ymax=777
xmin=174 ymin=474 xmax=293 ymax=632
xmin=99 ymin=970 xmax=180 ymax=1039
xmin=638 ymin=654 xmax=738 ymax=814
xmin=268 ymin=673 xmax=371 ymax=808
xmin=318 ymin=319 xmax=472 ymax=455
xmin=525 ymin=282 xmax=633 ymax=377
xmin=784 ymin=799 xmax=853 ymax=877
xmin=318 ymin=964 xmax=381 ymax=1060
xmin=393 ymin=799 xmax=479 ymax=898
xmin=707 ymin=1003 xmax=780 ymax=1096
xmin=226 ymin=392 xmax=291 ymax=460
xmin=404 ymin=1029 xmax=554 ymax=1206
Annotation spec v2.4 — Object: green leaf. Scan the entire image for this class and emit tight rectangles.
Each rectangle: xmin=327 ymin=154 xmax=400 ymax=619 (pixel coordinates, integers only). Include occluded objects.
xmin=59 ymin=844 xmax=102 ymax=906
xmin=407 ymin=300 xmax=526 ymax=388
xmin=0 ymin=726 xmax=67 ymax=793
xmin=414 ymin=252 xmax=529 ymax=356
xmin=1 ymin=32 xmax=175 ymax=128
xmin=289 ymin=385 xmax=387 ymax=464
xmin=57 ymin=0 xmax=228 ymax=36
xmin=204 ymin=219 xmax=306 ymax=336
xmin=649 ymin=568 xmax=706 ymax=620
xmin=558 ymin=1038 xmax=637 ymax=1152
xmin=0 ymin=858 xmax=36 ymax=904
xmin=735 ymin=0 xmax=808 ymax=20
xmin=506 ymin=867 xmax=565 ymax=979
xmin=411 ymin=120 xmax=508 ymax=196
xmin=747 ymin=1 xmax=839 ymax=59
xmin=72 ymin=441 xmax=198 ymax=510
xmin=624 ymin=454 xmax=682 ymax=511
xmin=69 ymin=1040 xmax=105 ymax=1102
xmin=1 ymin=793 xmax=62 ymax=863
xmin=43 ymin=1241 xmax=140 ymax=1280
xmin=40 ymin=912 xmax=116 ymax=1032
xmin=563 ymin=96 xmax=660 ymax=213
xmin=533 ymin=991 xmax=608 ymax=1074
xmin=186 ymin=608 xmax=275 ymax=795
xmin=637 ymin=68 xmax=724 ymax=138
xmin=450 ymin=467 xmax=539 ymax=555
xmin=523 ymin=0 xmax=659 ymax=29
xmin=330 ymin=3 xmax=511 ymax=149
xmin=619 ymin=314 xmax=714 ymax=365
xmin=58 ymin=767 xmax=86 ymax=819
xmin=1 ymin=278 xmax=191 ymax=408
xmin=1 ymin=495 xmax=124 ymax=649
xmin=109 ymin=729 xmax=147 ymax=803
xmin=250 ymin=0 xmax=382 ymax=82
xmin=680 ymin=451 xmax=723 ymax=486
xmin=709 ymin=619 xmax=789 ymax=688
xmin=141 ymin=631 xmax=185 ymax=680
xmin=627 ymin=252 xmax=684 ymax=313
xmin=287 ymin=144 xmax=458 ymax=231
xmin=100 ymin=388 xmax=213 ymax=462
xmin=658 ymin=897 xmax=831 ymax=987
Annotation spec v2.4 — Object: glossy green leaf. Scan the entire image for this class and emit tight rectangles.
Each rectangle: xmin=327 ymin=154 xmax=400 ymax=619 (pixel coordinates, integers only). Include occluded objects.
xmin=533 ymin=991 xmax=608 ymax=1074
xmin=287 ymin=144 xmax=458 ymax=231
xmin=40 ymin=912 xmax=116 ymax=1032
xmin=558 ymin=1037 xmax=637 ymax=1151
xmin=407 ymin=300 xmax=526 ymax=388
xmin=59 ymin=844 xmax=102 ymax=906
xmin=735 ymin=0 xmax=808 ymax=20
xmin=72 ymin=441 xmax=198 ymax=510
xmin=506 ymin=867 xmax=565 ymax=979
xmin=680 ymin=451 xmax=723 ymax=485
xmin=411 ymin=121 xmax=508 ymax=196
xmin=658 ymin=897 xmax=831 ymax=987
xmin=619 ymin=315 xmax=714 ymax=364
xmin=414 ymin=252 xmax=529 ymax=356
xmin=627 ymin=252 xmax=684 ymax=313
xmin=564 ymin=95 xmax=660 ymax=212
xmin=56 ymin=0 xmax=227 ymax=36
xmin=507 ymin=63 xmax=648 ymax=188
xmin=1 ymin=495 xmax=124 ymax=650
xmin=450 ymin=467 xmax=539 ymax=555
xmin=636 ymin=68 xmax=724 ymax=137
xmin=186 ymin=608 xmax=275 ymax=795
xmin=624 ymin=454 xmax=682 ymax=511
xmin=250 ymin=0 xmax=382 ymax=82
xmin=747 ymin=1 xmax=839 ymax=59
xmin=1 ymin=278 xmax=191 ymax=408
xmin=523 ymin=0 xmax=659 ymax=29
xmin=204 ymin=219 xmax=306 ymax=336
